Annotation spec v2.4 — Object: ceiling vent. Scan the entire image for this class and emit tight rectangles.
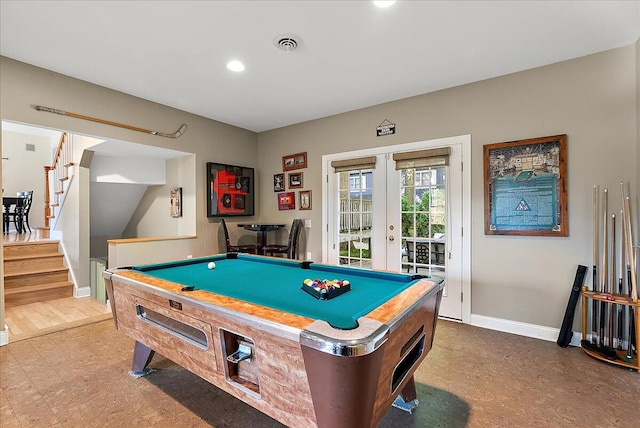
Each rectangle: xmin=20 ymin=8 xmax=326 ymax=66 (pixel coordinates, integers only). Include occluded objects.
xmin=274 ymin=34 xmax=300 ymax=53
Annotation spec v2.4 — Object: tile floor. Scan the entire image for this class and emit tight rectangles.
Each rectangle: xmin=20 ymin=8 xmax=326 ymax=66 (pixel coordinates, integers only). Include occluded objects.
xmin=1 ymin=319 xmax=638 ymax=427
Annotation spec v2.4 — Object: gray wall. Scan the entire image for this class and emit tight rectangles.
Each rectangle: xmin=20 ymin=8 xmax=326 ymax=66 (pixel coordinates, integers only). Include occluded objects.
xmin=0 ymin=56 xmax=259 ymax=332
xmin=257 ymin=45 xmax=638 ymax=329
xmin=0 ymin=55 xmax=259 ymax=259
xmin=0 ymin=42 xmax=638 ymax=334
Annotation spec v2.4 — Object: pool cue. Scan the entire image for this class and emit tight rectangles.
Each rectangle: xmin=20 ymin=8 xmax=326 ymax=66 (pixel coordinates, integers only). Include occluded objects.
xmin=617 ymin=209 xmax=624 ymax=349
xmin=624 ymin=195 xmax=637 ymax=358
xmin=592 ymin=185 xmax=599 ymax=344
xmin=620 ymin=183 xmax=637 ymax=360
xmin=599 ymin=188 xmax=608 ymax=346
xmin=623 ymin=196 xmax=637 ymax=302
xmin=609 ymin=214 xmax=616 ymax=347
xmin=627 ymin=262 xmax=636 ymax=362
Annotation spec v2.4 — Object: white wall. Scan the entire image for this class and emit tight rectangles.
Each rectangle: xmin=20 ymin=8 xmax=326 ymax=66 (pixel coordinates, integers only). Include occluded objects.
xmin=90 ymin=182 xmax=148 ymax=237
xmin=90 ymin=155 xmax=166 ymax=184
xmin=123 ymin=155 xmax=196 ymax=238
xmin=1 ymin=130 xmax=54 ymax=230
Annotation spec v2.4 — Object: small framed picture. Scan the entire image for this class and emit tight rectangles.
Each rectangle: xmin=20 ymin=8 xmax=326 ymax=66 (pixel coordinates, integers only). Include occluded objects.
xmin=274 ymin=173 xmax=285 ymax=192
xmin=299 ymin=190 xmax=312 ymax=210
xmin=282 ymin=152 xmax=307 ymax=171
xmin=170 ymin=187 xmax=182 ymax=218
xmin=278 ymin=192 xmax=296 ymax=210
xmin=288 ymin=172 xmax=303 ymax=189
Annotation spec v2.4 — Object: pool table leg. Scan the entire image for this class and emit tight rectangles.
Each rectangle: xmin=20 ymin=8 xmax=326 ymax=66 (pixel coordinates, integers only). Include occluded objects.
xmin=391 ymin=375 xmax=420 ymax=413
xmin=130 ymin=341 xmax=156 ymax=378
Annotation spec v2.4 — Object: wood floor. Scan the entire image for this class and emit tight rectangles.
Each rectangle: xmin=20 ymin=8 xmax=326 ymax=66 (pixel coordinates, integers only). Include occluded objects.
xmin=4 ymin=296 xmax=112 ymax=342
xmin=2 ymin=230 xmax=112 ymax=343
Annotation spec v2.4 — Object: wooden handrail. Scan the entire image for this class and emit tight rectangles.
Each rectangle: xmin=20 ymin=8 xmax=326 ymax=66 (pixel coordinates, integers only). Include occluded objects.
xmin=51 ymin=132 xmax=67 ymax=170
xmin=43 ymin=132 xmax=68 ymax=229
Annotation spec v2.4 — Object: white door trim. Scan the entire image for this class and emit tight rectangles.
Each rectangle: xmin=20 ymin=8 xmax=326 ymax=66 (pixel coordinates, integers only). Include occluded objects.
xmin=322 ymin=134 xmax=472 ymax=324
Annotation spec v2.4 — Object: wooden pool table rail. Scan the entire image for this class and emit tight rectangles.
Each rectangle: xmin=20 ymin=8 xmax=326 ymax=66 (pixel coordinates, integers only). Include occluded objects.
xmin=108 ymin=268 xmax=441 ymax=336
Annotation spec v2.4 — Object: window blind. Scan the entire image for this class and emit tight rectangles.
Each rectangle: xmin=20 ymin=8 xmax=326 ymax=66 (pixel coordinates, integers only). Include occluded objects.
xmin=331 ymin=156 xmax=377 ymax=172
xmin=392 ymin=147 xmax=450 ymax=170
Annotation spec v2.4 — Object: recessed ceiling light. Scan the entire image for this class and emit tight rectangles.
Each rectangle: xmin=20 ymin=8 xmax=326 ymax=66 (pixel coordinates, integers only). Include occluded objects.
xmin=373 ymin=1 xmax=396 ymax=8
xmin=227 ymin=60 xmax=245 ymax=72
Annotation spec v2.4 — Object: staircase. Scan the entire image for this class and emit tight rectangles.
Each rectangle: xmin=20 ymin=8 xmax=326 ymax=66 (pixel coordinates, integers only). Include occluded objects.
xmin=43 ymin=132 xmax=74 ymax=236
xmin=3 ymin=240 xmax=73 ymax=307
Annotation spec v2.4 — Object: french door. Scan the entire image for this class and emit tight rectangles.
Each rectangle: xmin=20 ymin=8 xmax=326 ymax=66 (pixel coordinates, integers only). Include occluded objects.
xmin=323 ymin=135 xmax=470 ymax=321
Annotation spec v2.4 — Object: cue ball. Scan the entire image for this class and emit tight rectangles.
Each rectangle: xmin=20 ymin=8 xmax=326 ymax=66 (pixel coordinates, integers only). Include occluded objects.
xmin=207 ymin=262 xmax=216 ymax=270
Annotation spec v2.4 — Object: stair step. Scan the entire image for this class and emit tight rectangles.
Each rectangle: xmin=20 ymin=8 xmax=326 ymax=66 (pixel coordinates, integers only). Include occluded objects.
xmin=5 ymin=281 xmax=73 ymax=307
xmin=4 ymin=252 xmax=62 ymax=261
xmin=4 ymin=268 xmax=70 ymax=289
xmin=3 ymin=241 xmax=60 ymax=258
xmin=3 ymin=253 xmax=65 ymax=275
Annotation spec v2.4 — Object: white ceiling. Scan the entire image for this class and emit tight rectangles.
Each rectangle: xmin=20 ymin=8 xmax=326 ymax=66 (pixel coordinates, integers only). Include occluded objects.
xmin=1 ymin=1 xmax=639 ymax=133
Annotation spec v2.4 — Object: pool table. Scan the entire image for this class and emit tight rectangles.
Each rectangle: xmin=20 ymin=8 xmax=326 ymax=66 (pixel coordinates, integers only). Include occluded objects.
xmin=104 ymin=253 xmax=444 ymax=428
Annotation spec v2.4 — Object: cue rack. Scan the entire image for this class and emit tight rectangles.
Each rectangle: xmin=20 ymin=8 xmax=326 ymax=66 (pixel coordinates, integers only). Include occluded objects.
xmin=581 ymin=182 xmax=639 ymax=370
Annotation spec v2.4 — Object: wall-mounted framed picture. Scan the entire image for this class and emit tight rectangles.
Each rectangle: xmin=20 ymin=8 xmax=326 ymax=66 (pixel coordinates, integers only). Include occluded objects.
xmin=483 ymin=134 xmax=568 ymax=236
xmin=274 ymin=173 xmax=285 ymax=192
xmin=170 ymin=187 xmax=182 ymax=218
xmin=282 ymin=152 xmax=307 ymax=171
xmin=207 ymin=162 xmax=255 ymax=217
xmin=278 ymin=192 xmax=296 ymax=210
xmin=299 ymin=190 xmax=312 ymax=210
xmin=288 ymin=172 xmax=303 ymax=189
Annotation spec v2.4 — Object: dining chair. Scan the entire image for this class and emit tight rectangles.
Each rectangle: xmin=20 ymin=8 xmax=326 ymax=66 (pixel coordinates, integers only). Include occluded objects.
xmin=262 ymin=219 xmax=302 ymax=259
xmin=16 ymin=191 xmax=33 ymax=233
xmin=220 ymin=218 xmax=258 ymax=254
xmin=2 ymin=203 xmax=8 ymax=234
xmin=5 ymin=191 xmax=33 ymax=233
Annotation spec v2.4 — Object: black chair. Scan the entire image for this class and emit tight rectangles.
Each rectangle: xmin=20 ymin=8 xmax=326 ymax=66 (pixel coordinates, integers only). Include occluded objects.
xmin=263 ymin=219 xmax=302 ymax=259
xmin=5 ymin=191 xmax=33 ymax=233
xmin=17 ymin=191 xmax=33 ymax=233
xmin=220 ymin=218 xmax=258 ymax=254
xmin=405 ymin=239 xmax=430 ymax=272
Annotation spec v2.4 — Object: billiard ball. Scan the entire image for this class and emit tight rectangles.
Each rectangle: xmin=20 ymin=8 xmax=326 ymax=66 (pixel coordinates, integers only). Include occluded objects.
xmin=207 ymin=262 xmax=216 ymax=270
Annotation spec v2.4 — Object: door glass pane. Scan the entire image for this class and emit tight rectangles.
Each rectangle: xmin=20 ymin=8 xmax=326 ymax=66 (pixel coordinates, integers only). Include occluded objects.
xmin=400 ymin=166 xmax=446 ymax=275
xmin=337 ymin=169 xmax=372 ymax=269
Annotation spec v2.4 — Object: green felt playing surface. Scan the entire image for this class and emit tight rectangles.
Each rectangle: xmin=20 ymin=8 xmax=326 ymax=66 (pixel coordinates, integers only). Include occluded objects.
xmin=134 ymin=254 xmax=419 ymax=329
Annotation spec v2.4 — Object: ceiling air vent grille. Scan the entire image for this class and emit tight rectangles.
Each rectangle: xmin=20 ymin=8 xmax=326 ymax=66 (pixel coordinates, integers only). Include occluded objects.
xmin=274 ymin=34 xmax=301 ymax=53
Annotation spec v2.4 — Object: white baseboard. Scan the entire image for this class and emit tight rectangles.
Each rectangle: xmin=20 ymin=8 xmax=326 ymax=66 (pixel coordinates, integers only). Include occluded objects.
xmin=74 ymin=286 xmax=91 ymax=298
xmin=0 ymin=325 xmax=9 ymax=346
xmin=470 ymin=314 xmax=581 ymax=347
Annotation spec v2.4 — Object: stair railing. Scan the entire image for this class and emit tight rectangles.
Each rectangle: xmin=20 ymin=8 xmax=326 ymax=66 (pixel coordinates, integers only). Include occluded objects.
xmin=43 ymin=132 xmax=74 ymax=229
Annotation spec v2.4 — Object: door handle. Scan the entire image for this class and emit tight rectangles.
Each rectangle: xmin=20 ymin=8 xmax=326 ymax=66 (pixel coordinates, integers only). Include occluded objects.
xmin=388 ymin=235 xmax=395 ymax=241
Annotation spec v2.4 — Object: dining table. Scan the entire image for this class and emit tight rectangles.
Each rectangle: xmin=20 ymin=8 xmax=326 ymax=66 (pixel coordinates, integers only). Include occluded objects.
xmin=3 ymin=196 xmax=25 ymax=233
xmin=237 ymin=223 xmax=286 ymax=253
